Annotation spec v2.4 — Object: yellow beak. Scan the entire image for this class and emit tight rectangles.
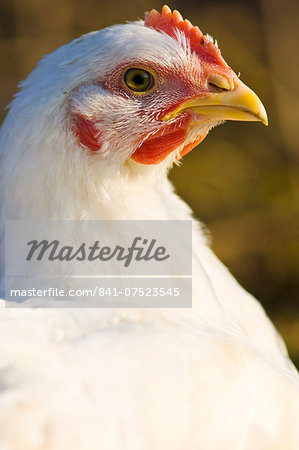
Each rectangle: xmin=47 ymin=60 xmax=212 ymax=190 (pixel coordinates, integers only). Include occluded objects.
xmin=163 ymin=77 xmax=268 ymax=126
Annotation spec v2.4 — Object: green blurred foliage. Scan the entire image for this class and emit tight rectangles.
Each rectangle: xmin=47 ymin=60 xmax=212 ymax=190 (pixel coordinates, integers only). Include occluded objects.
xmin=0 ymin=0 xmax=298 ymax=365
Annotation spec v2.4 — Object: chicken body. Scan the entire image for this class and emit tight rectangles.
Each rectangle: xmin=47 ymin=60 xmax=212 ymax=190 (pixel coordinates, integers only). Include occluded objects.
xmin=0 ymin=6 xmax=298 ymax=450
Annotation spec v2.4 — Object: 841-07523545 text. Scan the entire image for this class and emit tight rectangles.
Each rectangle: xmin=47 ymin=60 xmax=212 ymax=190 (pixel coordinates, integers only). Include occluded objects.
xmin=9 ymin=286 xmax=181 ymax=298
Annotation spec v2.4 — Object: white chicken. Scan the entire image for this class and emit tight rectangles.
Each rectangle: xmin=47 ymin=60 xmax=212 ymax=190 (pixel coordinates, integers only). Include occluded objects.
xmin=0 ymin=5 xmax=298 ymax=450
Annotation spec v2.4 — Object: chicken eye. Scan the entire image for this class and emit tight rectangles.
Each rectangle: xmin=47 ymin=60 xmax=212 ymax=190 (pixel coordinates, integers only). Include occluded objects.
xmin=123 ymin=68 xmax=154 ymax=93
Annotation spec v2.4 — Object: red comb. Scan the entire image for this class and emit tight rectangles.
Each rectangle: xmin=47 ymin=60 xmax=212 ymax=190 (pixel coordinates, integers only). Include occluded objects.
xmin=145 ymin=5 xmax=226 ymax=67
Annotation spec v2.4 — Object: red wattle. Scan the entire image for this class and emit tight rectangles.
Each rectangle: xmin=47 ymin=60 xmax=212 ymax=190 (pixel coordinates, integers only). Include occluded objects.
xmin=131 ymin=125 xmax=187 ymax=164
xmin=131 ymin=114 xmax=208 ymax=164
xmin=178 ymin=131 xmax=209 ymax=159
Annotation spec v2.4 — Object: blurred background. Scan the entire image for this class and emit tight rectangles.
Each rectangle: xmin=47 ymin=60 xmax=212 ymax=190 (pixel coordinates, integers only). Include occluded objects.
xmin=0 ymin=0 xmax=298 ymax=365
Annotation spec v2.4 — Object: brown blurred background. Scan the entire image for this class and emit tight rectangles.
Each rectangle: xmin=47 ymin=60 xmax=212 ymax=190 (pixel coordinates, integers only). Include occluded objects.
xmin=0 ymin=0 xmax=298 ymax=366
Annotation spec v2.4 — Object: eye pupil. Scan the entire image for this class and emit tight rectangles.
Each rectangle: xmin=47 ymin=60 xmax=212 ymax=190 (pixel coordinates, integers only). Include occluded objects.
xmin=123 ymin=68 xmax=154 ymax=93
xmin=133 ymin=74 xmax=145 ymax=85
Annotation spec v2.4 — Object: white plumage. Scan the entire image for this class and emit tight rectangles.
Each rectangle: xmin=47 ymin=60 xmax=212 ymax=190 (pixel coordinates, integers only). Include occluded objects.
xmin=0 ymin=6 xmax=298 ymax=449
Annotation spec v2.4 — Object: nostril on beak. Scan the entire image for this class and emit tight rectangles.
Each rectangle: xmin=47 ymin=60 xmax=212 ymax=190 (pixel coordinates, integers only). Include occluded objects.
xmin=208 ymin=74 xmax=232 ymax=91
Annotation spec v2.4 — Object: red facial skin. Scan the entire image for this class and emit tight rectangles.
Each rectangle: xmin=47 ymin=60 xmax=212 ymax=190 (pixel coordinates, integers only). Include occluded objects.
xmin=73 ymin=6 xmax=233 ymax=165
xmin=73 ymin=61 xmax=228 ymax=163
xmin=74 ymin=110 xmax=207 ymax=164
